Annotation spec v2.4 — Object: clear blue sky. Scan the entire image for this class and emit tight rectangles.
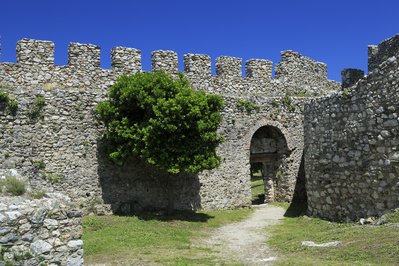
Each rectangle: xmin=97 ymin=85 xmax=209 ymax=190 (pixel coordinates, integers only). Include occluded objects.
xmin=1 ymin=0 xmax=398 ymax=81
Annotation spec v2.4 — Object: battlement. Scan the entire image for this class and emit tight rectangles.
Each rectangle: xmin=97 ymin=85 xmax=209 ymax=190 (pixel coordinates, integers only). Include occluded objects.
xmin=3 ymin=38 xmax=338 ymax=95
xmin=215 ymin=56 xmax=242 ymax=78
xmin=151 ymin=50 xmax=178 ymax=75
xmin=8 ymin=38 xmax=333 ymax=77
xmin=17 ymin=38 xmax=54 ymax=66
xmin=184 ymin=54 xmax=211 ymax=77
xmin=274 ymin=50 xmax=328 ymax=81
xmin=368 ymin=33 xmax=399 ymax=72
xmin=111 ymin=47 xmax=141 ymax=74
xmin=245 ymin=59 xmax=273 ymax=80
xmin=68 ymin=42 xmax=101 ymax=69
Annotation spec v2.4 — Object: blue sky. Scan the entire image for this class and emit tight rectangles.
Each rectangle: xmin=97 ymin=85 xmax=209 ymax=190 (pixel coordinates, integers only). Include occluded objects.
xmin=1 ymin=0 xmax=398 ymax=81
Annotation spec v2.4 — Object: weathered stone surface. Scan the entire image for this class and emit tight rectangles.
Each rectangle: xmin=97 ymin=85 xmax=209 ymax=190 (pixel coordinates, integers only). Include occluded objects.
xmin=0 ymin=233 xmax=18 ymax=243
xmin=6 ymin=211 xmax=22 ymax=222
xmin=0 ymin=196 xmax=83 ymax=265
xmin=67 ymin=239 xmax=83 ymax=251
xmin=305 ymin=34 xmax=399 ymax=221
xmin=31 ymin=239 xmax=52 ymax=254
xmin=30 ymin=208 xmax=47 ymax=224
xmin=66 ymin=256 xmax=83 ymax=266
xmin=43 ymin=218 xmax=58 ymax=229
xmin=0 ymin=227 xmax=11 ymax=236
xmin=66 ymin=209 xmax=83 ymax=218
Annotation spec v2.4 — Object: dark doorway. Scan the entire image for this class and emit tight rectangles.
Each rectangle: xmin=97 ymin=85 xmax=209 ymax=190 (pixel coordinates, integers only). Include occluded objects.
xmin=250 ymin=126 xmax=289 ymax=205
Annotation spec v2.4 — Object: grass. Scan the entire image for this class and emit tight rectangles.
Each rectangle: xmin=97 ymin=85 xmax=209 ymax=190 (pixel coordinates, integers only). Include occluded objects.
xmin=251 ymin=175 xmax=265 ymax=204
xmin=0 ymin=176 xmax=26 ymax=196
xmin=83 ymin=208 xmax=252 ymax=265
xmin=268 ymin=203 xmax=399 ymax=266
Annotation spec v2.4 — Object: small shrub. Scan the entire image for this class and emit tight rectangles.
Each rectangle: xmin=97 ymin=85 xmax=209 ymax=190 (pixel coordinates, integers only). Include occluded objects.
xmin=32 ymin=160 xmax=46 ymax=170
xmin=295 ymin=91 xmax=314 ymax=97
xmin=0 ymin=91 xmax=8 ymax=103
xmin=0 ymin=91 xmax=18 ymax=115
xmin=385 ymin=209 xmax=399 ymax=223
xmin=45 ymin=83 xmax=54 ymax=91
xmin=282 ymin=92 xmax=296 ymax=112
xmin=342 ymin=88 xmax=352 ymax=98
xmin=7 ymin=99 xmax=18 ymax=115
xmin=236 ymin=99 xmax=259 ymax=113
xmin=44 ymin=172 xmax=62 ymax=183
xmin=29 ymin=96 xmax=46 ymax=119
xmin=2 ymin=176 xmax=26 ymax=196
xmin=30 ymin=189 xmax=46 ymax=199
xmin=13 ymin=252 xmax=33 ymax=261
xmin=271 ymin=99 xmax=279 ymax=108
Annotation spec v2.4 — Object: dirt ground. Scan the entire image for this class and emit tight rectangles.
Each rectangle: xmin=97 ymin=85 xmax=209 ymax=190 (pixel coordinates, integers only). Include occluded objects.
xmin=200 ymin=204 xmax=286 ymax=265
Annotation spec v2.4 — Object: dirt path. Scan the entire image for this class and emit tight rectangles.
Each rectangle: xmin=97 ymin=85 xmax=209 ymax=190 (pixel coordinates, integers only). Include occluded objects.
xmin=202 ymin=204 xmax=286 ymax=265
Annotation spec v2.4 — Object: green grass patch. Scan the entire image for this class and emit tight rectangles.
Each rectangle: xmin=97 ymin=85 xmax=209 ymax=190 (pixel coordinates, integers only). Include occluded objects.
xmin=83 ymin=208 xmax=252 ymax=265
xmin=0 ymin=176 xmax=26 ymax=196
xmin=268 ymin=204 xmax=399 ymax=265
xmin=251 ymin=175 xmax=265 ymax=204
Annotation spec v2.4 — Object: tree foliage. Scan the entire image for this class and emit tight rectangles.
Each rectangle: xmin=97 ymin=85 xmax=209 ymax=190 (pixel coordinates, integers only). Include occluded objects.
xmin=96 ymin=71 xmax=224 ymax=174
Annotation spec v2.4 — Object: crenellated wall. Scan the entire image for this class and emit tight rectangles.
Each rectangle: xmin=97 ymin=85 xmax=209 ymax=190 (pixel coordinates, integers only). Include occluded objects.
xmin=3 ymin=38 xmax=340 ymax=97
xmin=0 ymin=37 xmax=339 ymax=214
xmin=305 ymin=34 xmax=399 ymax=221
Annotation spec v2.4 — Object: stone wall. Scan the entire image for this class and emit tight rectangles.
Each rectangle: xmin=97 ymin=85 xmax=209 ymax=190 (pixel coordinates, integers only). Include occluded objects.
xmin=368 ymin=34 xmax=399 ymax=72
xmin=305 ymin=35 xmax=399 ymax=220
xmin=0 ymin=194 xmax=83 ymax=265
xmin=0 ymin=38 xmax=339 ymax=213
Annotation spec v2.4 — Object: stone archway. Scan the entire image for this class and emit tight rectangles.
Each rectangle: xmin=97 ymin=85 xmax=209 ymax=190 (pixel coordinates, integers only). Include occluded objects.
xmin=249 ymin=125 xmax=290 ymax=203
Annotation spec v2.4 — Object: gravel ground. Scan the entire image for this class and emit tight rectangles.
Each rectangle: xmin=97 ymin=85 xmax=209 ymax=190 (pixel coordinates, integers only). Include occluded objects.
xmin=201 ymin=204 xmax=286 ymax=265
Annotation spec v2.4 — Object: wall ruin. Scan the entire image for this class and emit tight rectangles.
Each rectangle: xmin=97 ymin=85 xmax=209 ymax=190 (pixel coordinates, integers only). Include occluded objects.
xmin=305 ymin=34 xmax=399 ymax=220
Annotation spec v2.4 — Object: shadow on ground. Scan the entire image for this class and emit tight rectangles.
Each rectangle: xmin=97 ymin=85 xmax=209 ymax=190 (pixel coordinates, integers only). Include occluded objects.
xmin=252 ymin=194 xmax=265 ymax=205
xmin=284 ymin=201 xmax=308 ymax=217
xmin=116 ymin=209 xmax=215 ymax=223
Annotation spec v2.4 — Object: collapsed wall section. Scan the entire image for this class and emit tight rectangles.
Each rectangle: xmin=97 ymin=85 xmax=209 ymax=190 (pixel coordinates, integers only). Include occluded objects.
xmin=368 ymin=34 xmax=399 ymax=72
xmin=305 ymin=48 xmax=399 ymax=220
xmin=274 ymin=51 xmax=339 ymax=94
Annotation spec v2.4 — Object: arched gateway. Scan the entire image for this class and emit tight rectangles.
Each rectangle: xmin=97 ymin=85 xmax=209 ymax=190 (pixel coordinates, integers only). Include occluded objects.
xmin=250 ymin=125 xmax=290 ymax=203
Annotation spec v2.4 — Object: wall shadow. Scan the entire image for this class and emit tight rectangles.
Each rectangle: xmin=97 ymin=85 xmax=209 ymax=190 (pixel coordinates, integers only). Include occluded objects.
xmin=285 ymin=153 xmax=308 ymax=217
xmin=130 ymin=210 xmax=214 ymax=222
xmin=96 ymin=140 xmax=202 ymax=216
xmin=284 ymin=202 xmax=308 ymax=217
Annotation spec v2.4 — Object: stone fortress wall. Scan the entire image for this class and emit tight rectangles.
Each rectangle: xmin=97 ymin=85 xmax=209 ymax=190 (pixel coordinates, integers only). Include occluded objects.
xmin=0 ymin=194 xmax=83 ymax=265
xmin=0 ymin=38 xmax=338 ymax=214
xmin=304 ymin=34 xmax=399 ymax=220
xmin=1 ymin=33 xmax=398 ymax=265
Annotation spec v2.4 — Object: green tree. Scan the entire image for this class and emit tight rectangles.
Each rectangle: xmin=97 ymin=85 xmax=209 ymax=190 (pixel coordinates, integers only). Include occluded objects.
xmin=96 ymin=71 xmax=224 ymax=175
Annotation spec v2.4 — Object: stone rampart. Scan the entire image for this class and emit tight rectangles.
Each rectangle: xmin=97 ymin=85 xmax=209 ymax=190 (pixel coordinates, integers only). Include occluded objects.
xmin=305 ymin=34 xmax=399 ymax=220
xmin=0 ymin=38 xmax=339 ymax=213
